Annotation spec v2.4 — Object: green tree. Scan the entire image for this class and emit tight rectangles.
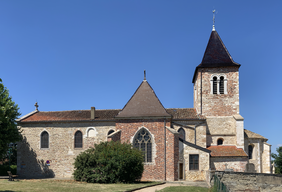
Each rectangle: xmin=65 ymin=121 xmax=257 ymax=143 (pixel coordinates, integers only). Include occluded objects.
xmin=271 ymin=146 xmax=282 ymax=174
xmin=0 ymin=78 xmax=21 ymax=160
xmin=73 ymin=141 xmax=144 ymax=183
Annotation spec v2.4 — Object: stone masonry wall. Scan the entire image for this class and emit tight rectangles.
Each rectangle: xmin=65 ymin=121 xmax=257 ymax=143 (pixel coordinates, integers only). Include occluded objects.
xmin=17 ymin=121 xmax=115 ymax=178
xmin=210 ymin=157 xmax=248 ymax=172
xmin=183 ymin=145 xmax=210 ymax=181
xmin=262 ymin=142 xmax=271 ymax=173
xmin=194 ymin=67 xmax=240 ymax=116
xmin=116 ymin=119 xmax=178 ymax=181
xmin=213 ymin=171 xmax=282 ymax=192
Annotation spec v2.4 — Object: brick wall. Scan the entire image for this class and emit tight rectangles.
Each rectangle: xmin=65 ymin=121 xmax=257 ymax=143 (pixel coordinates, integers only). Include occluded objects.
xmin=210 ymin=157 xmax=248 ymax=172
xmin=116 ymin=118 xmax=178 ymax=181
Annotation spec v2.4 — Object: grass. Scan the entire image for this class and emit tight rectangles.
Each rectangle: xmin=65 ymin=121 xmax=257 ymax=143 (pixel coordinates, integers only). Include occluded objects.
xmin=156 ymin=186 xmax=210 ymax=192
xmin=0 ymin=179 xmax=160 ymax=192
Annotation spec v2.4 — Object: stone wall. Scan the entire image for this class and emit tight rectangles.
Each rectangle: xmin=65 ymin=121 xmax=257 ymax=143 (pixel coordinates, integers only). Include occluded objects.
xmin=183 ymin=145 xmax=210 ymax=181
xmin=262 ymin=142 xmax=271 ymax=173
xmin=194 ymin=67 xmax=240 ymax=116
xmin=245 ymin=138 xmax=263 ymax=173
xmin=210 ymin=157 xmax=248 ymax=172
xmin=17 ymin=121 xmax=115 ymax=178
xmin=211 ymin=171 xmax=282 ymax=192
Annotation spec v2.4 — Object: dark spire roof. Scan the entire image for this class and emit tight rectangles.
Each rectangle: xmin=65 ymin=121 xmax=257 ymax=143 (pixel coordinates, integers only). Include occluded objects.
xmin=192 ymin=30 xmax=241 ymax=83
xmin=116 ymin=80 xmax=171 ymax=118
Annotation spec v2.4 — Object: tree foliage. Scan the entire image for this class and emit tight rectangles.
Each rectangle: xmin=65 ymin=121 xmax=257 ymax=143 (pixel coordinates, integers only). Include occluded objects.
xmin=73 ymin=141 xmax=144 ymax=183
xmin=271 ymin=146 xmax=282 ymax=174
xmin=0 ymin=78 xmax=21 ymax=159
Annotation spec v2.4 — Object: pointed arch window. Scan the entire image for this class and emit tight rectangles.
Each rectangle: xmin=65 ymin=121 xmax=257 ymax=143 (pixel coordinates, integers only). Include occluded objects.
xmin=75 ymin=131 xmax=83 ymax=148
xmin=133 ymin=129 xmax=152 ymax=163
xmin=41 ymin=131 xmax=49 ymax=148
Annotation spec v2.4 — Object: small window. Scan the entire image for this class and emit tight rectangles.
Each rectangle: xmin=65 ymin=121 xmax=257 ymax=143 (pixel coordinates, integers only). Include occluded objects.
xmin=75 ymin=131 xmax=83 ymax=148
xmin=219 ymin=76 xmax=224 ymax=94
xmin=217 ymin=138 xmax=223 ymax=145
xmin=213 ymin=77 xmax=217 ymax=94
xmin=189 ymin=154 xmax=199 ymax=170
xmin=133 ymin=129 xmax=152 ymax=163
xmin=108 ymin=130 xmax=114 ymax=135
xmin=41 ymin=131 xmax=49 ymax=148
xmin=248 ymin=145 xmax=253 ymax=159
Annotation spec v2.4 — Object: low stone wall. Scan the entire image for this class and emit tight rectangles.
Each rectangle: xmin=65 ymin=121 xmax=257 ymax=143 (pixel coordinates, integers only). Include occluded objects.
xmin=210 ymin=171 xmax=282 ymax=192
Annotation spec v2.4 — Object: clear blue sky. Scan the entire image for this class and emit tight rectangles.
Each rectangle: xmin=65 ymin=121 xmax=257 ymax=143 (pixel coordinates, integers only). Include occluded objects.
xmin=1 ymin=1 xmax=281 ymax=154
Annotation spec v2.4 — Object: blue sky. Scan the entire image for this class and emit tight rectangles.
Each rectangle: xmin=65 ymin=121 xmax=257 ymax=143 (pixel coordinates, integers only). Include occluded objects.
xmin=0 ymin=1 xmax=281 ymax=154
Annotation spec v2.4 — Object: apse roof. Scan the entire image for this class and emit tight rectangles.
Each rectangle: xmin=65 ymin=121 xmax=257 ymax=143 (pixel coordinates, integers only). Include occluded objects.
xmin=116 ymin=80 xmax=171 ymax=118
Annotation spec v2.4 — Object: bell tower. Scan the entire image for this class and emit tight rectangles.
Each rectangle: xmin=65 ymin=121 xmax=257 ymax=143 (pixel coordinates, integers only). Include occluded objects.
xmin=192 ymin=29 xmax=241 ymax=117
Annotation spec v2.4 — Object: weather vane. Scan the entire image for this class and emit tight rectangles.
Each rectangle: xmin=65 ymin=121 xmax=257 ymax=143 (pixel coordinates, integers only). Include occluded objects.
xmin=212 ymin=9 xmax=216 ymax=31
xmin=144 ymin=70 xmax=146 ymax=81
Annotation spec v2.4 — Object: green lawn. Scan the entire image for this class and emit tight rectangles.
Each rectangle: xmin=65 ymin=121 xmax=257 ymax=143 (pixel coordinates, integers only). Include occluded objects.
xmin=0 ymin=179 xmax=160 ymax=192
xmin=156 ymin=186 xmax=210 ymax=192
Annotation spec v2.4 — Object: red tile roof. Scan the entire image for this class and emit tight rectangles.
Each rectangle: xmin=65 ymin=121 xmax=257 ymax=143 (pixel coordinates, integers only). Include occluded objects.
xmin=18 ymin=108 xmax=204 ymax=123
xmin=207 ymin=146 xmax=248 ymax=157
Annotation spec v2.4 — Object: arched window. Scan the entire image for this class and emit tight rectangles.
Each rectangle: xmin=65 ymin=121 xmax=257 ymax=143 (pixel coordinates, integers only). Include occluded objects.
xmin=213 ymin=76 xmax=217 ymax=94
xmin=248 ymin=145 xmax=253 ymax=159
xmin=178 ymin=128 xmax=185 ymax=156
xmin=75 ymin=131 xmax=83 ymax=148
xmin=41 ymin=131 xmax=49 ymax=148
xmin=133 ymin=129 xmax=152 ymax=163
xmin=217 ymin=138 xmax=223 ymax=145
xmin=219 ymin=76 xmax=224 ymax=94
xmin=108 ymin=130 xmax=114 ymax=135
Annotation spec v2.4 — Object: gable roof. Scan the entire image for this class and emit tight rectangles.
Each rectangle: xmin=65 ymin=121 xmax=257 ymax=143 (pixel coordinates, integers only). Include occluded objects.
xmin=244 ymin=129 xmax=267 ymax=140
xmin=19 ymin=109 xmax=120 ymax=122
xmin=192 ymin=30 xmax=241 ymax=83
xmin=17 ymin=108 xmax=203 ymax=123
xmin=116 ymin=80 xmax=171 ymax=118
xmin=207 ymin=146 xmax=248 ymax=157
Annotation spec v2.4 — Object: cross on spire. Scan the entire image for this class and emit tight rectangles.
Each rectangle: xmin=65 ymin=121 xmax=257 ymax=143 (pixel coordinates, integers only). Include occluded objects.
xmin=35 ymin=102 xmax=39 ymax=111
xmin=212 ymin=9 xmax=216 ymax=31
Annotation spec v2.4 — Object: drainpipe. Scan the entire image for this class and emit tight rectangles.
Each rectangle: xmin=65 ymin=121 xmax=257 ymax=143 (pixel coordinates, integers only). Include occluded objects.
xmin=164 ymin=119 xmax=166 ymax=181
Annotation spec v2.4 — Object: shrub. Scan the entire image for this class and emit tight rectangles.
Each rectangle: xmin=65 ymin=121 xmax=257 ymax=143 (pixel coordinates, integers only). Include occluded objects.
xmin=73 ymin=141 xmax=144 ymax=183
xmin=0 ymin=164 xmax=17 ymax=176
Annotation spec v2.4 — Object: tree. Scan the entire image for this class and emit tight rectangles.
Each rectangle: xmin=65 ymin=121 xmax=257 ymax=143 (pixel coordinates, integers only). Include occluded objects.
xmin=73 ymin=141 xmax=144 ymax=183
xmin=271 ymin=146 xmax=282 ymax=174
xmin=0 ymin=78 xmax=22 ymax=160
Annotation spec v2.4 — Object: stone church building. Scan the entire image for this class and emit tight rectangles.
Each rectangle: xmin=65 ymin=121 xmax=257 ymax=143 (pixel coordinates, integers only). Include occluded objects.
xmin=16 ymin=28 xmax=271 ymax=181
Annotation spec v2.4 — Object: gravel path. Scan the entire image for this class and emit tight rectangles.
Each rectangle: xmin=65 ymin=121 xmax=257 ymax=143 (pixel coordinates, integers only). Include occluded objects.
xmin=135 ymin=181 xmax=209 ymax=192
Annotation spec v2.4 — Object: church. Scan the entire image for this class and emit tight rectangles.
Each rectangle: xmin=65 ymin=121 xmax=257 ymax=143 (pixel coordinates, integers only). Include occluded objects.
xmin=16 ymin=26 xmax=271 ymax=181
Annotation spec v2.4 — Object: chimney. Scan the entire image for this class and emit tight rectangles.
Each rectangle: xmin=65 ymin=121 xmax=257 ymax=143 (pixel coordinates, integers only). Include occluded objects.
xmin=91 ymin=107 xmax=95 ymax=120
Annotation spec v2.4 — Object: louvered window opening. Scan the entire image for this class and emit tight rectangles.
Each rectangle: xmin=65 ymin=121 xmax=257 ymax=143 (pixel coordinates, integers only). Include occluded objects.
xmin=213 ymin=77 xmax=217 ymax=94
xmin=219 ymin=76 xmax=224 ymax=94
xmin=75 ymin=131 xmax=83 ymax=148
xmin=248 ymin=145 xmax=253 ymax=159
xmin=41 ymin=131 xmax=49 ymax=148
xmin=189 ymin=154 xmax=199 ymax=170
xmin=133 ymin=129 xmax=152 ymax=162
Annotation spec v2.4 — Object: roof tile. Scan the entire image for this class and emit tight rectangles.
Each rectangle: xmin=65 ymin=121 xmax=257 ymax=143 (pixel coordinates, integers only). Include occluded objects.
xmin=207 ymin=146 xmax=248 ymax=157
